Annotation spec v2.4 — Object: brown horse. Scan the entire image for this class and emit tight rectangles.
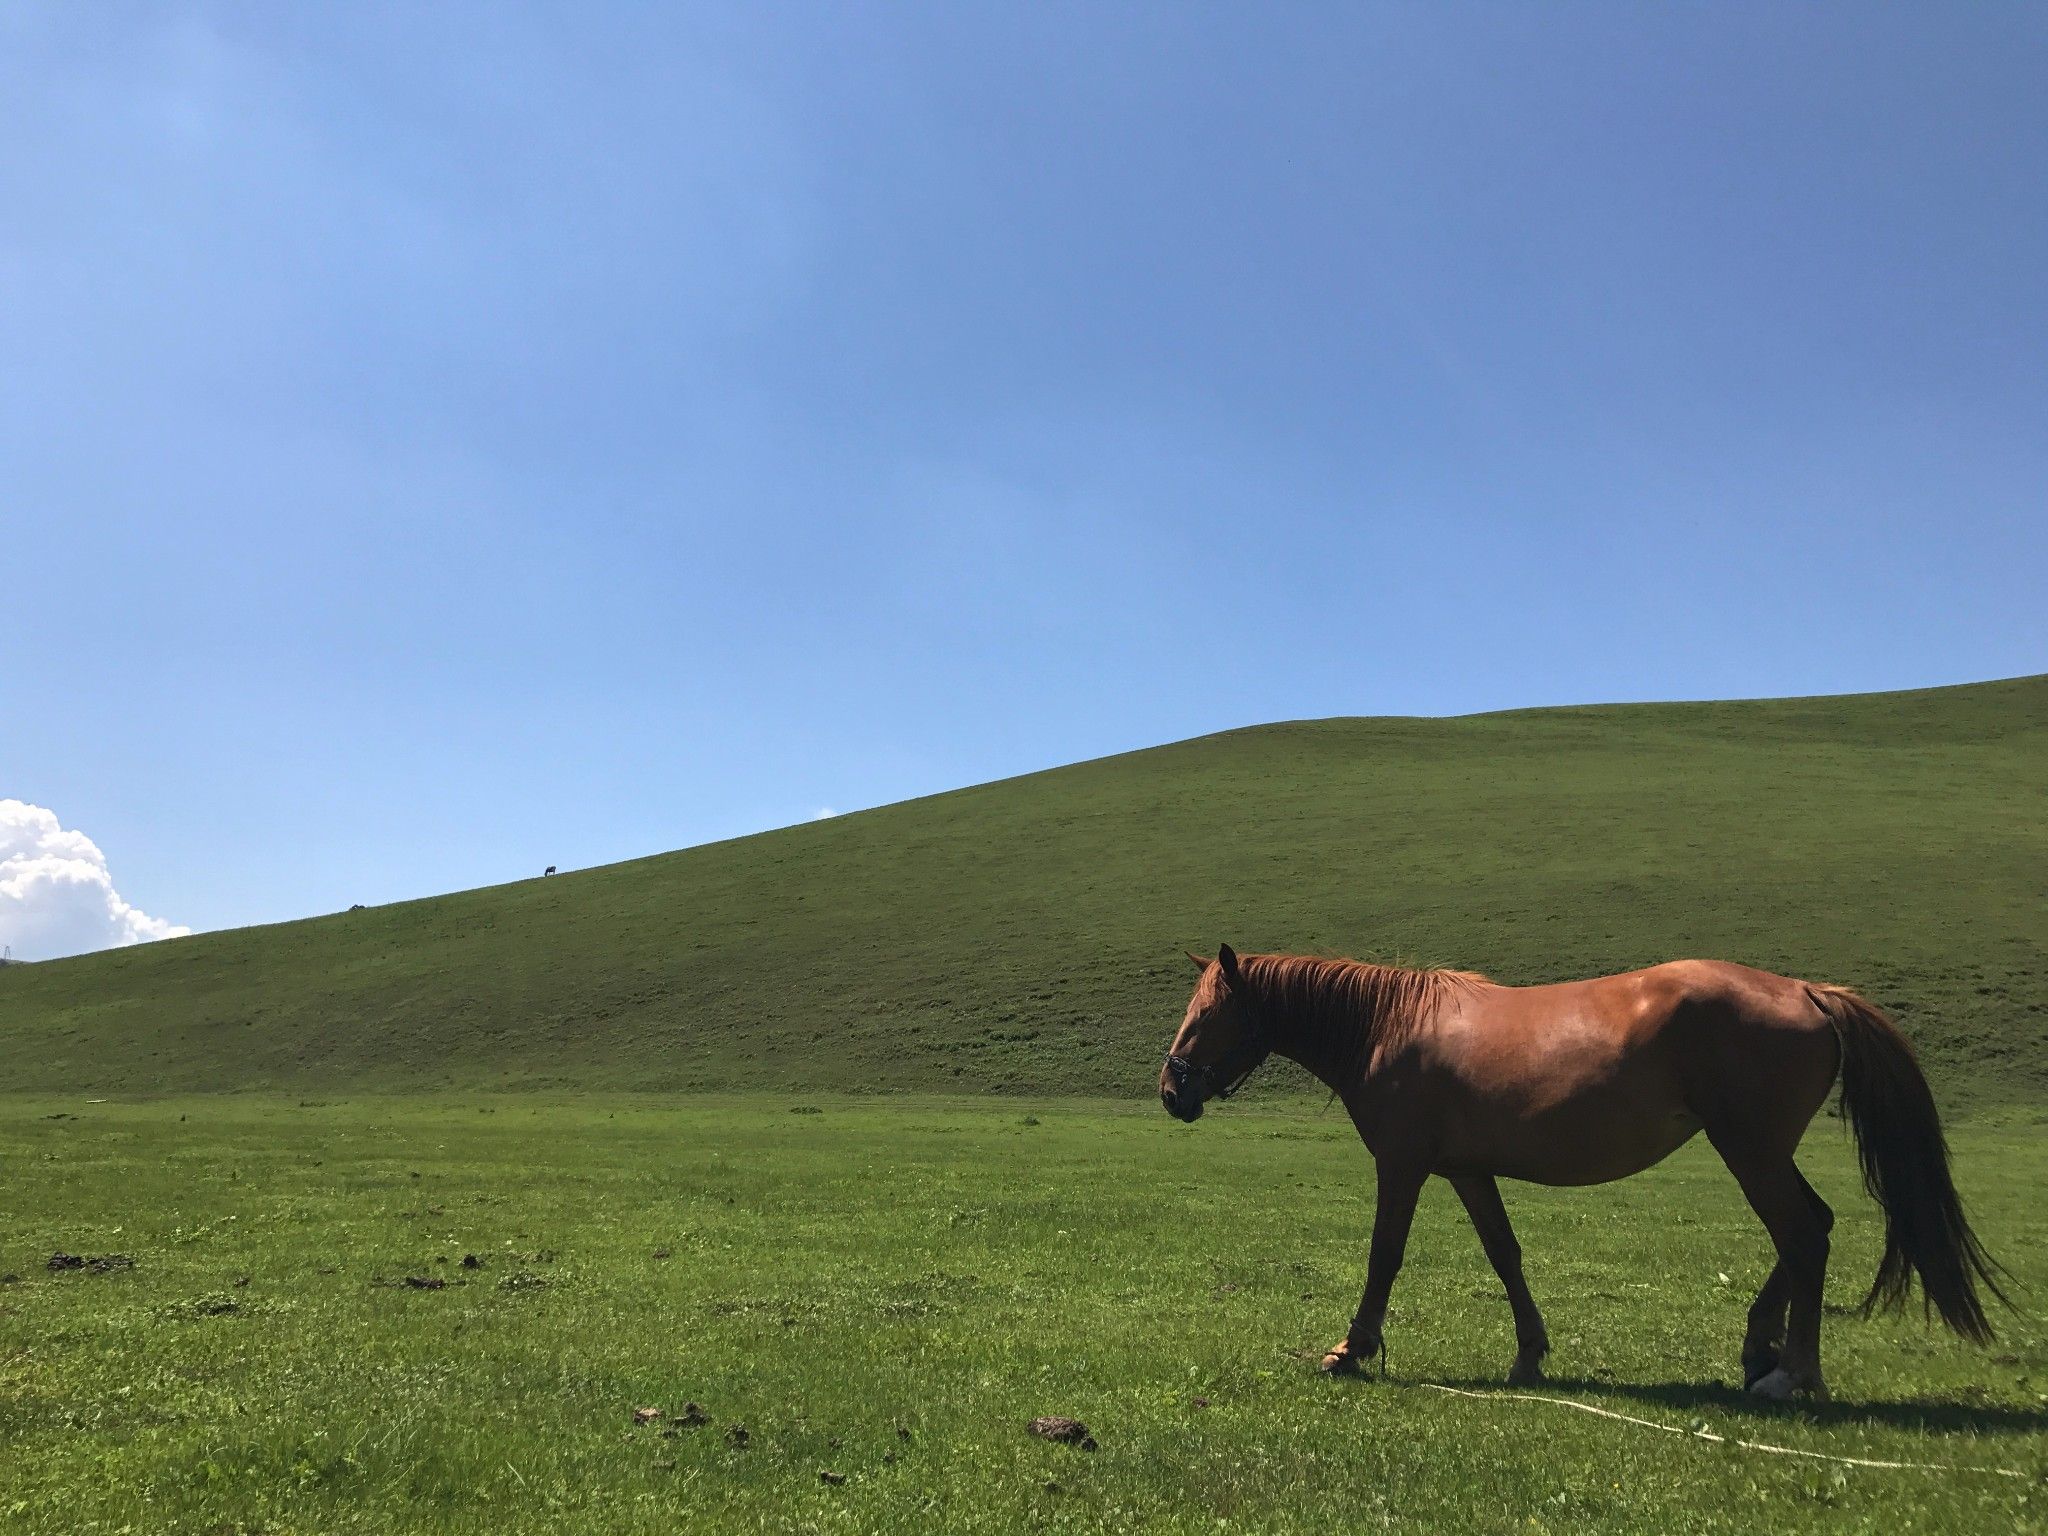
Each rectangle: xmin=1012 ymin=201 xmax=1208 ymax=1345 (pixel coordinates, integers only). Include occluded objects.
xmin=1159 ymin=946 xmax=2005 ymax=1400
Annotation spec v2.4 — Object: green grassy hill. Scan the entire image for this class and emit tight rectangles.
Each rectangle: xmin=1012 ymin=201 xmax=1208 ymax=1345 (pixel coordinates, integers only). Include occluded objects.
xmin=4 ymin=676 xmax=2042 ymax=1101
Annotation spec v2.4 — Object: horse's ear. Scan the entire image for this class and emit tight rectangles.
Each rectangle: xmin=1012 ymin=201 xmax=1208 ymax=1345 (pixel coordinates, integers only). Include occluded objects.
xmin=1218 ymin=944 xmax=1241 ymax=983
xmin=1185 ymin=950 xmax=1211 ymax=973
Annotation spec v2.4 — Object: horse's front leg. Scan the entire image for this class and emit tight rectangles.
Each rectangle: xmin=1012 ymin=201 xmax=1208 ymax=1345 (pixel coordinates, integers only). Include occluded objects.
xmin=1321 ymin=1158 xmax=1427 ymax=1376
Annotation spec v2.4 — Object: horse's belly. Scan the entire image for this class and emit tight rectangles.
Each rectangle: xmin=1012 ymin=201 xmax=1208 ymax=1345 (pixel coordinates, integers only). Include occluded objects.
xmin=1447 ymin=1098 xmax=1703 ymax=1186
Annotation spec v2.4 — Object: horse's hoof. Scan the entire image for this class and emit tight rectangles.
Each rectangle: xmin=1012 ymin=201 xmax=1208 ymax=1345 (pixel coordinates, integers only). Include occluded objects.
xmin=1319 ymin=1346 xmax=1359 ymax=1375
xmin=1747 ymin=1368 xmax=1796 ymax=1399
xmin=1747 ymin=1367 xmax=1827 ymax=1402
xmin=1506 ymin=1359 xmax=1545 ymax=1388
xmin=1741 ymin=1348 xmax=1781 ymax=1391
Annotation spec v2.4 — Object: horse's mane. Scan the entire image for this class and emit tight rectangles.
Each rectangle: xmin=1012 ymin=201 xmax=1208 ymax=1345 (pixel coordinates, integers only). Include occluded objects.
xmin=1238 ymin=953 xmax=1487 ymax=1081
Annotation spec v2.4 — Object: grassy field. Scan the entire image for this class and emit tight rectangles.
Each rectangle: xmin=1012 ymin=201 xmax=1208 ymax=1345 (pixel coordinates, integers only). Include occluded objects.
xmin=2 ymin=675 xmax=2042 ymax=1105
xmin=5 ymin=1095 xmax=2045 ymax=1534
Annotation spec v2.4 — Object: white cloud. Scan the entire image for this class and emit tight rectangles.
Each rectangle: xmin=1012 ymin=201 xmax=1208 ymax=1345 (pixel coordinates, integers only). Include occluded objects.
xmin=810 ymin=807 xmax=839 ymax=821
xmin=0 ymin=800 xmax=189 ymax=961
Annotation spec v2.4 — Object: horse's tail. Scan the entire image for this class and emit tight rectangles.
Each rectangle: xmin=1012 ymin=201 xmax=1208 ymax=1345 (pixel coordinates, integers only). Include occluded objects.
xmin=1809 ymin=983 xmax=2008 ymax=1344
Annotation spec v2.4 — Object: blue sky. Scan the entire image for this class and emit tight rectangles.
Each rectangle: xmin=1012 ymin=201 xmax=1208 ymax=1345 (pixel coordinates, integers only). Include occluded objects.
xmin=3 ymin=3 xmax=2043 ymax=951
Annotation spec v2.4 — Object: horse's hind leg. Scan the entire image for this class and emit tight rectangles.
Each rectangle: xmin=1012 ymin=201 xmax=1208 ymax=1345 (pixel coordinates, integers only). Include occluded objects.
xmin=1740 ymin=1171 xmax=1833 ymax=1389
xmin=1450 ymin=1174 xmax=1549 ymax=1384
xmin=1741 ymin=1263 xmax=1790 ymax=1388
xmin=1711 ymin=1135 xmax=1833 ymax=1400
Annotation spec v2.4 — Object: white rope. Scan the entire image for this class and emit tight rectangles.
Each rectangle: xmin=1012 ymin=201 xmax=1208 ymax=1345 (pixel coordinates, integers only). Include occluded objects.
xmin=1415 ymin=1382 xmax=2031 ymax=1479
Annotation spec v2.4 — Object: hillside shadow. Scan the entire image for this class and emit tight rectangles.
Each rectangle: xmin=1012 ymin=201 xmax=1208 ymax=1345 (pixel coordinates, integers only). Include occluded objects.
xmin=1411 ymin=1373 xmax=2048 ymax=1439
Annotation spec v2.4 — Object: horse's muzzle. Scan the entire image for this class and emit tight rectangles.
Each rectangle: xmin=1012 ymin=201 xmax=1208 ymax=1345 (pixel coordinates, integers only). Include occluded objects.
xmin=1161 ymin=1087 xmax=1203 ymax=1123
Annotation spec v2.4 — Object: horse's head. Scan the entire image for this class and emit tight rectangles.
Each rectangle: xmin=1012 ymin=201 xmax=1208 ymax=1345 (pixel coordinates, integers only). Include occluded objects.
xmin=1159 ymin=944 xmax=1269 ymax=1122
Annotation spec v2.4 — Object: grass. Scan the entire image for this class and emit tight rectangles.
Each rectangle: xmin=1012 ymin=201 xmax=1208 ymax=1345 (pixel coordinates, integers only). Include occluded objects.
xmin=1 ymin=675 xmax=2042 ymax=1104
xmin=5 ymin=1095 xmax=2046 ymax=1534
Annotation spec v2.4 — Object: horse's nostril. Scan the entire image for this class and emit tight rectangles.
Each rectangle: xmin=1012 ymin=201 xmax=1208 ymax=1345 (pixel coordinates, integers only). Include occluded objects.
xmin=1161 ymin=1089 xmax=1178 ymax=1113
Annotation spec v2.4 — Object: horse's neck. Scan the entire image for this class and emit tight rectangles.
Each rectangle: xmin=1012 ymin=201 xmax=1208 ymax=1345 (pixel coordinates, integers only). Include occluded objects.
xmin=1276 ymin=1028 xmax=1374 ymax=1094
xmin=1257 ymin=974 xmax=1381 ymax=1092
